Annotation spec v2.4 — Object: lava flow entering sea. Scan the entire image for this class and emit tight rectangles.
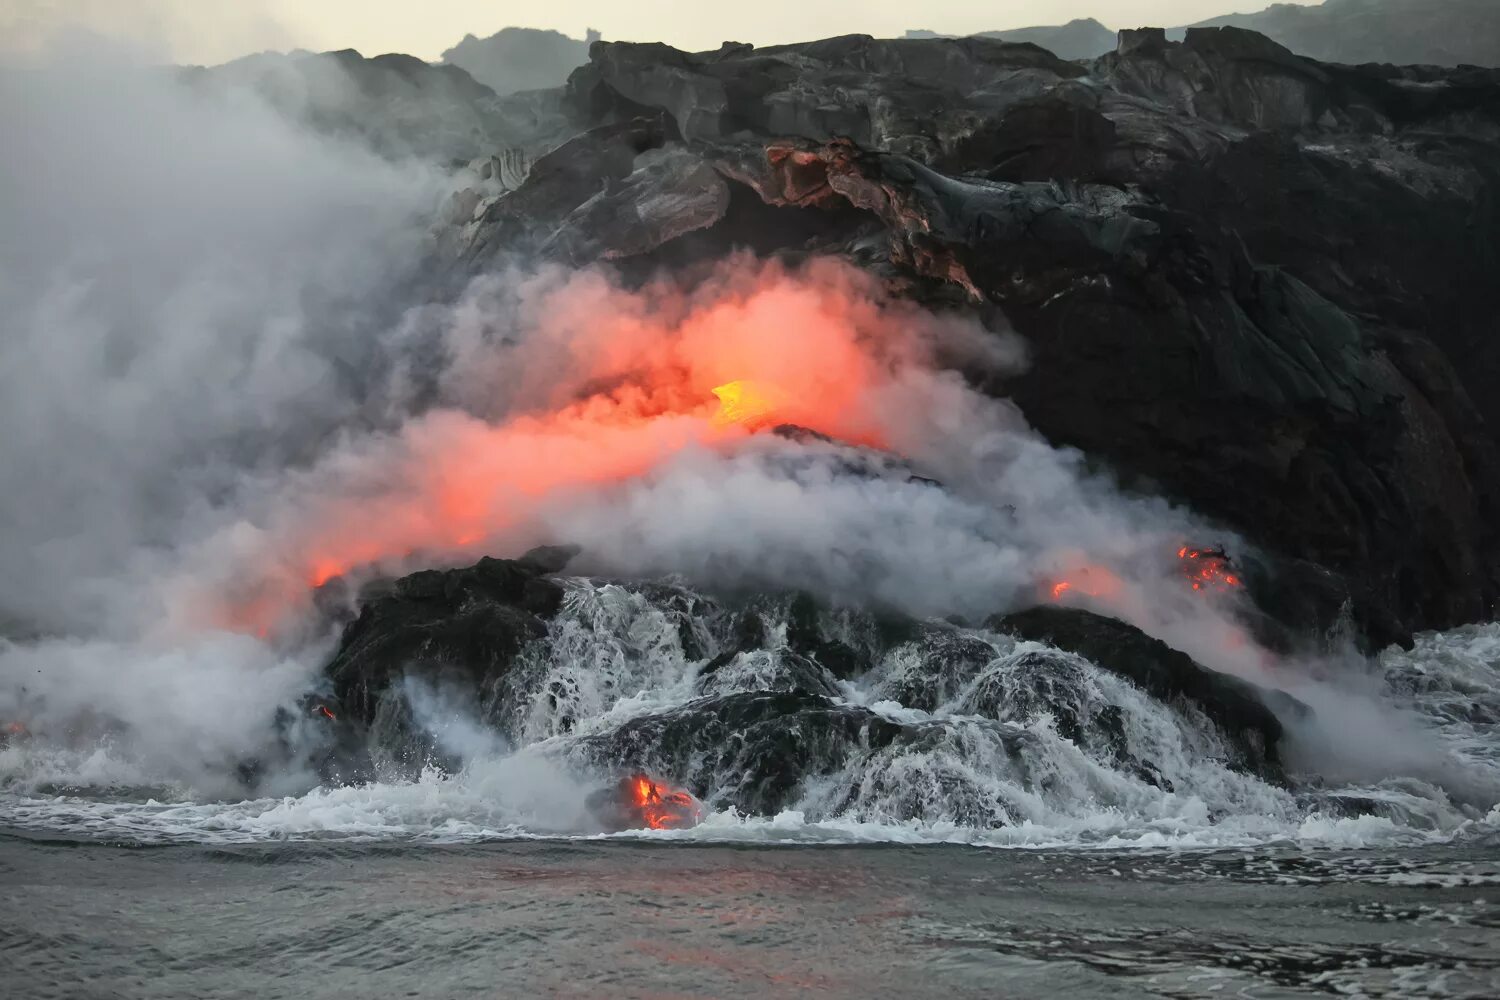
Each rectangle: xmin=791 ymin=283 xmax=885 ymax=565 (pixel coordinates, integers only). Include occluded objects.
xmin=1178 ymin=545 xmax=1242 ymax=592
xmin=586 ymin=773 xmax=704 ymax=832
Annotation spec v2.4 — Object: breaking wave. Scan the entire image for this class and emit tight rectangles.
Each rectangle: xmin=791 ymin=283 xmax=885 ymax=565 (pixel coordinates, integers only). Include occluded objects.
xmin=3 ymin=584 xmax=1497 ymax=850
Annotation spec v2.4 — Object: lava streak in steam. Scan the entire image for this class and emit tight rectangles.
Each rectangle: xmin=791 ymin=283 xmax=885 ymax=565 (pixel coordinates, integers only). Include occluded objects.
xmin=196 ymin=258 xmax=977 ymax=635
xmin=1048 ymin=564 xmax=1125 ymax=604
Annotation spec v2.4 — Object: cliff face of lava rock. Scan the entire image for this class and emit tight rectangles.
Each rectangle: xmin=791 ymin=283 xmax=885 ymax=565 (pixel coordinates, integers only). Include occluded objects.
xmin=435 ymin=28 xmax=1500 ymax=644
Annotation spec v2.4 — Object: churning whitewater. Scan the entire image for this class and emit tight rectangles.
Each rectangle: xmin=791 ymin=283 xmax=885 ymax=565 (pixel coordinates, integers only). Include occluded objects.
xmin=3 ymin=581 xmax=1498 ymax=850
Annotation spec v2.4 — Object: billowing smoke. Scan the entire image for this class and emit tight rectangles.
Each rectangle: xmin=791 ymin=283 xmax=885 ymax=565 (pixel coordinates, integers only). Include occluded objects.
xmin=152 ymin=250 xmax=1266 ymax=687
xmin=0 ymin=37 xmax=444 ymax=785
xmin=0 ymin=37 xmax=444 ymax=639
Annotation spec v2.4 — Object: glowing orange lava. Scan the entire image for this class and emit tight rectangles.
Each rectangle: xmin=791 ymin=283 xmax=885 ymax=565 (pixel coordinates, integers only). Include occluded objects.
xmin=308 ymin=560 xmax=345 ymax=589
xmin=197 ymin=260 xmax=943 ymax=635
xmin=629 ymin=776 xmax=703 ymax=831
xmin=1179 ymin=546 xmax=1241 ymax=592
xmin=711 ymin=380 xmax=783 ymax=429
xmin=1047 ymin=563 xmax=1125 ymax=604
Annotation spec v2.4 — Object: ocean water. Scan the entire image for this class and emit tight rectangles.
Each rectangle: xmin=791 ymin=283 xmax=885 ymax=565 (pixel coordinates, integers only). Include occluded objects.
xmin=4 ymin=836 xmax=1499 ymax=999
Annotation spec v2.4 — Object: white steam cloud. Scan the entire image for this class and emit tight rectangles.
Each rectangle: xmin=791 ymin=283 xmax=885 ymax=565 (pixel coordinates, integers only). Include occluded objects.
xmin=0 ymin=39 xmax=443 ymax=638
xmin=0 ymin=37 xmax=443 ymax=783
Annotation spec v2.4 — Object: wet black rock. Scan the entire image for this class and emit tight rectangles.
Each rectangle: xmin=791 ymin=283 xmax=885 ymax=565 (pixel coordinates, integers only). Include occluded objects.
xmin=990 ymin=606 xmax=1297 ymax=776
xmin=695 ymin=647 xmax=842 ymax=700
xmin=566 ymin=690 xmax=905 ymax=815
xmin=325 ymin=549 xmax=573 ymax=725
xmin=866 ymin=623 xmax=1002 ymax=712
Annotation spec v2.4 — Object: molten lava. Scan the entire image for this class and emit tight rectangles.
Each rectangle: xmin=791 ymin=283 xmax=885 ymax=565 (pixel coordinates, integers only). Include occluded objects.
xmin=586 ymin=773 xmax=704 ymax=832
xmin=711 ymin=380 xmax=783 ymax=429
xmin=629 ymin=775 xmax=702 ymax=830
xmin=1046 ymin=563 xmax=1125 ymax=604
xmin=196 ymin=259 xmax=950 ymax=635
xmin=1178 ymin=545 xmax=1241 ymax=592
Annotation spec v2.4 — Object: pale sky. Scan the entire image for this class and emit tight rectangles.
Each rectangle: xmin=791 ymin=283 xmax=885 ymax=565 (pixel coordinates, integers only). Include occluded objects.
xmin=5 ymin=0 xmax=1321 ymax=66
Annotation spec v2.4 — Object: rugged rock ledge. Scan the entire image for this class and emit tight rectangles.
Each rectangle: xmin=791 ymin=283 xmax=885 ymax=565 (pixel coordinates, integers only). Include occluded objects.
xmin=990 ymin=605 xmax=1295 ymax=775
xmin=301 ymin=553 xmax=1301 ymax=812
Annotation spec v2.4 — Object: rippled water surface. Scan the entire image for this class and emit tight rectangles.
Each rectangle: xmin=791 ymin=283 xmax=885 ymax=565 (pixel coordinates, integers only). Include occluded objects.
xmin=5 ymin=835 xmax=1500 ymax=999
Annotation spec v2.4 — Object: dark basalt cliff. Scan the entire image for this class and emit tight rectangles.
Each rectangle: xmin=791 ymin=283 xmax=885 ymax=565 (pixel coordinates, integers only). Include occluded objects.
xmin=436 ymin=27 xmax=1500 ymax=645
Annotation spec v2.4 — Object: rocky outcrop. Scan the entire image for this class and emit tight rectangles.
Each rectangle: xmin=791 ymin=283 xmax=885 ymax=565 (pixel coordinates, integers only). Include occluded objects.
xmin=307 ymin=562 xmax=1302 ymax=811
xmin=568 ymin=35 xmax=1085 ymax=154
xmin=567 ymin=690 xmax=906 ymax=815
xmin=324 ymin=549 xmax=574 ymax=725
xmin=990 ymin=606 xmax=1297 ymax=776
xmin=438 ymin=29 xmax=1500 ymax=645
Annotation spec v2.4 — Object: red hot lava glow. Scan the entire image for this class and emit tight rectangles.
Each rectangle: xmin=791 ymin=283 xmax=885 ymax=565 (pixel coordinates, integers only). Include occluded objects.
xmin=1047 ymin=546 xmax=1242 ymax=608
xmin=629 ymin=776 xmax=703 ymax=831
xmin=201 ymin=259 xmax=928 ymax=635
xmin=1047 ymin=563 xmax=1125 ymax=604
xmin=1178 ymin=546 xmax=1242 ymax=592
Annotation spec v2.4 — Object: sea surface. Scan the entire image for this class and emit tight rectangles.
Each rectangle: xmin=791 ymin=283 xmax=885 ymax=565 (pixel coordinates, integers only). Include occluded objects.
xmin=5 ymin=834 xmax=1500 ymax=999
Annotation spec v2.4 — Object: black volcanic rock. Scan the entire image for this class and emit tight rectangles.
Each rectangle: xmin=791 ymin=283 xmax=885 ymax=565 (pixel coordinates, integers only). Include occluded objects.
xmin=443 ymin=113 xmax=732 ymax=267
xmin=990 ymin=606 xmax=1296 ymax=776
xmin=567 ymin=35 xmax=1084 ymax=155
xmin=1095 ymin=26 xmax=1338 ymax=131
xmin=921 ymin=1 xmax=1500 ymax=69
xmin=324 ymin=551 xmax=571 ymax=725
xmin=565 ymin=690 xmax=908 ymax=816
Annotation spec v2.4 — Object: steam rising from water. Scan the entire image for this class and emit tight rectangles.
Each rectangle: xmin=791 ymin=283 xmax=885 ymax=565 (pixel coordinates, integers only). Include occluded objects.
xmin=1 ymin=40 xmax=1495 ymax=846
